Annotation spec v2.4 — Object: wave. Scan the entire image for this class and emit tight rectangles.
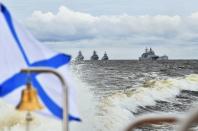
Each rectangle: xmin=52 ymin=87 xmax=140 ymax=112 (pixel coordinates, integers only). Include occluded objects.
xmin=96 ymin=74 xmax=198 ymax=131
xmin=70 ymin=63 xmax=98 ymax=131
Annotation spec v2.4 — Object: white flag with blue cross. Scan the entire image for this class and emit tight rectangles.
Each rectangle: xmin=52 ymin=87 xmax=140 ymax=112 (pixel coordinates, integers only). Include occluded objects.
xmin=0 ymin=3 xmax=81 ymax=122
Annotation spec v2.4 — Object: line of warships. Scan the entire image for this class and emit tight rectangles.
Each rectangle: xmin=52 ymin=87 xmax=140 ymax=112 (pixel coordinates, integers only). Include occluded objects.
xmin=75 ymin=50 xmax=109 ymax=61
xmin=75 ymin=48 xmax=168 ymax=61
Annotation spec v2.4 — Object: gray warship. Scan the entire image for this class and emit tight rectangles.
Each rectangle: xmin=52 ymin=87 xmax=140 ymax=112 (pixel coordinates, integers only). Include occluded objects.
xmin=75 ymin=51 xmax=84 ymax=61
xmin=91 ymin=50 xmax=99 ymax=60
xmin=101 ymin=52 xmax=109 ymax=60
xmin=139 ymin=48 xmax=168 ymax=61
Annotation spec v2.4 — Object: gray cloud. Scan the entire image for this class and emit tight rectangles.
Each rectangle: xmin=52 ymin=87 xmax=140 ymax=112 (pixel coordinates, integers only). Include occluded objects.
xmin=25 ymin=6 xmax=198 ymax=59
xmin=26 ymin=6 xmax=187 ymax=41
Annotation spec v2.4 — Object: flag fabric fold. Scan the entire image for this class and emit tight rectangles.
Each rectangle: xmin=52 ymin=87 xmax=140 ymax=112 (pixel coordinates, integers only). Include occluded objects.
xmin=0 ymin=3 xmax=80 ymax=121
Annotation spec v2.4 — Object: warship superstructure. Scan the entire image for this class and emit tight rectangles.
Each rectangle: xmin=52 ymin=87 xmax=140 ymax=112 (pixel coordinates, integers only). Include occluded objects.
xmin=91 ymin=50 xmax=99 ymax=60
xmin=139 ymin=48 xmax=168 ymax=61
xmin=101 ymin=52 xmax=109 ymax=60
xmin=75 ymin=51 xmax=84 ymax=61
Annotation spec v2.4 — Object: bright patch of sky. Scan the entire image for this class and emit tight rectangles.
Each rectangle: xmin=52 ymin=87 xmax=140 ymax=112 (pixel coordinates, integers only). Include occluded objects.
xmin=2 ymin=0 xmax=198 ymax=18
xmin=1 ymin=0 xmax=198 ymax=59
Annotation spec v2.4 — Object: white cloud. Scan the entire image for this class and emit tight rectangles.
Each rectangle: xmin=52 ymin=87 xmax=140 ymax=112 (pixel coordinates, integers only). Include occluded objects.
xmin=25 ymin=6 xmax=198 ymax=59
xmin=26 ymin=6 xmax=97 ymax=41
xmin=26 ymin=6 xmax=185 ymax=41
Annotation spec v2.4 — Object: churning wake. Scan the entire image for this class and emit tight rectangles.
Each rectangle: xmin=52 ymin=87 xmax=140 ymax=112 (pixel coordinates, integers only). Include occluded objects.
xmin=1 ymin=61 xmax=198 ymax=131
xmin=70 ymin=61 xmax=198 ymax=131
xmin=95 ymin=74 xmax=198 ymax=131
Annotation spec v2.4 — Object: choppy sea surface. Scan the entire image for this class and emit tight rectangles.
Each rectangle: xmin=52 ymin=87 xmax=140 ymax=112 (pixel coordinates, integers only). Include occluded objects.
xmin=71 ymin=60 xmax=198 ymax=131
xmin=1 ymin=60 xmax=198 ymax=131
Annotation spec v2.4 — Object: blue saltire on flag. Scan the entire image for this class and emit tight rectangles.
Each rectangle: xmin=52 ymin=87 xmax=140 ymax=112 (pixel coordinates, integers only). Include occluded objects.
xmin=0 ymin=3 xmax=80 ymax=121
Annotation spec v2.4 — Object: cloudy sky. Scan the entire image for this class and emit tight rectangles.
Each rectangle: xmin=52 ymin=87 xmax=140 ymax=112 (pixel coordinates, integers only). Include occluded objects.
xmin=1 ymin=0 xmax=198 ymax=59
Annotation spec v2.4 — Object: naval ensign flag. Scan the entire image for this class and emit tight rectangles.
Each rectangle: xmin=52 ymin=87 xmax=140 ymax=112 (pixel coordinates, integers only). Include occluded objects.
xmin=0 ymin=3 xmax=81 ymax=121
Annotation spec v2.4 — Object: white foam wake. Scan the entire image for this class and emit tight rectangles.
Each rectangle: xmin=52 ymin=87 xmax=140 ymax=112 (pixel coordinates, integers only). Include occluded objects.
xmin=1 ymin=69 xmax=198 ymax=131
xmin=96 ymin=74 xmax=198 ymax=131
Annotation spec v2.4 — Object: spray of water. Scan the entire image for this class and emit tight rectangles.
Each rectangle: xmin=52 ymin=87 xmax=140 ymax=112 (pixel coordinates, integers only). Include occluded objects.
xmin=95 ymin=74 xmax=198 ymax=131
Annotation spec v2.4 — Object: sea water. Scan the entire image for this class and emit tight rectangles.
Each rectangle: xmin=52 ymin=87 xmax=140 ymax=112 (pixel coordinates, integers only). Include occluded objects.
xmin=1 ymin=60 xmax=198 ymax=131
xmin=70 ymin=60 xmax=198 ymax=131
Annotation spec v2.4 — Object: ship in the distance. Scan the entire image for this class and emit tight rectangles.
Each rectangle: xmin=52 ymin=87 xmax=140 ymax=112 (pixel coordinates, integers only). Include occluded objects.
xmin=91 ymin=50 xmax=99 ymax=60
xmin=139 ymin=48 xmax=168 ymax=61
xmin=75 ymin=51 xmax=84 ymax=61
xmin=101 ymin=52 xmax=109 ymax=60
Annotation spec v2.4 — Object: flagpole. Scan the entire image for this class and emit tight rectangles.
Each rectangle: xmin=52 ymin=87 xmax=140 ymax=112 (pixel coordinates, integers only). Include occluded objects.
xmin=21 ymin=68 xmax=69 ymax=131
